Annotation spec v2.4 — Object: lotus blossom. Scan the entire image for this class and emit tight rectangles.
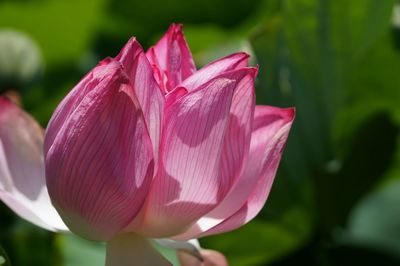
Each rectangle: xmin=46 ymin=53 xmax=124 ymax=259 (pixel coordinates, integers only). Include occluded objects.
xmin=0 ymin=24 xmax=294 ymax=266
xmin=0 ymin=96 xmax=222 ymax=265
xmin=18 ymin=23 xmax=292 ymax=265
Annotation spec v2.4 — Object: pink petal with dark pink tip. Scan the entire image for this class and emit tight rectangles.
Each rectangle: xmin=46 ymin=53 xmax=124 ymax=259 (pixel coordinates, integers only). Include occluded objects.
xmin=198 ymin=106 xmax=294 ymax=237
xmin=136 ymin=72 xmax=249 ymax=237
xmin=174 ymin=106 xmax=295 ymax=239
xmin=181 ymin=52 xmax=250 ymax=92
xmin=173 ymin=68 xmax=257 ymax=240
xmin=116 ymin=38 xmax=165 ymax=163
xmin=146 ymin=24 xmax=196 ymax=92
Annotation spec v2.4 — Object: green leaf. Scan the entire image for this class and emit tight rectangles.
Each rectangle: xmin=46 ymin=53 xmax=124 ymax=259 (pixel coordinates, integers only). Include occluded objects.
xmin=316 ymin=112 xmax=399 ymax=228
xmin=0 ymin=0 xmax=107 ymax=66
xmin=0 ymin=246 xmax=11 ymax=266
xmin=4 ymin=222 xmax=57 ymax=266
xmin=56 ymin=234 xmax=105 ymax=266
xmin=326 ymin=243 xmax=400 ymax=266
xmin=250 ymin=0 xmax=399 ymax=232
xmin=346 ymin=32 xmax=400 ymax=120
xmin=346 ymin=179 xmax=400 ymax=254
xmin=201 ymin=208 xmax=311 ymax=266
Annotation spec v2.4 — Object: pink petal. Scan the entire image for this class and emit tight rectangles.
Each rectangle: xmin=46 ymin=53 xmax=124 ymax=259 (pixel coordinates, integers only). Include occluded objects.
xmin=44 ymin=58 xmax=116 ymax=155
xmin=116 ymin=38 xmax=165 ymax=163
xmin=174 ymin=106 xmax=295 ymax=239
xmin=217 ymin=68 xmax=257 ymax=197
xmin=199 ymin=106 xmax=294 ymax=237
xmin=165 ymin=86 xmax=188 ymax=109
xmin=136 ymin=71 xmax=246 ymax=237
xmin=45 ymin=62 xmax=154 ymax=241
xmin=0 ymin=97 xmax=67 ymax=231
xmin=146 ymin=24 xmax=196 ymax=92
xmin=173 ymin=68 xmax=257 ymax=239
xmin=180 ymin=52 xmax=249 ymax=91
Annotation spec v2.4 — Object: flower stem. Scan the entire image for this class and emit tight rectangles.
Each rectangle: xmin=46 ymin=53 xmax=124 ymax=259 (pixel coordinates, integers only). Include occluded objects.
xmin=105 ymin=233 xmax=171 ymax=266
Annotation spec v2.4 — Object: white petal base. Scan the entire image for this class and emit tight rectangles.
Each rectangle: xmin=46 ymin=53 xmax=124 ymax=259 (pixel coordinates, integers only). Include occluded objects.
xmin=106 ymin=233 xmax=171 ymax=266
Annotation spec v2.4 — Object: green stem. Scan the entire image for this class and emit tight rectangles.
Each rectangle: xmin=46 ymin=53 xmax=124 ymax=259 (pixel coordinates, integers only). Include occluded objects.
xmin=105 ymin=233 xmax=171 ymax=266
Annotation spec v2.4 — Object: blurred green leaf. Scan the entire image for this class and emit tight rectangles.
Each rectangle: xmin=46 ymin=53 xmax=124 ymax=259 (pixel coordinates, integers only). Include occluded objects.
xmin=0 ymin=0 xmax=107 ymax=66
xmin=325 ymin=243 xmax=400 ymax=266
xmin=104 ymin=0 xmax=262 ymax=41
xmin=250 ymin=0 xmax=398 ymax=229
xmin=250 ymin=13 xmax=324 ymax=231
xmin=201 ymin=208 xmax=311 ymax=266
xmin=346 ymin=179 xmax=400 ymax=254
xmin=57 ymin=234 xmax=105 ymax=266
xmin=316 ymin=112 xmax=399 ymax=229
xmin=346 ymin=33 xmax=400 ymax=120
xmin=2 ymin=221 xmax=57 ymax=266
xmin=0 ymin=246 xmax=11 ymax=266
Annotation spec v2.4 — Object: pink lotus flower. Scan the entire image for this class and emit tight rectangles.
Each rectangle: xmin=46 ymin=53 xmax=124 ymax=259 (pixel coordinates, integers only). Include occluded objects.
xmin=43 ymin=24 xmax=294 ymax=265
xmin=0 ymin=96 xmax=219 ymax=265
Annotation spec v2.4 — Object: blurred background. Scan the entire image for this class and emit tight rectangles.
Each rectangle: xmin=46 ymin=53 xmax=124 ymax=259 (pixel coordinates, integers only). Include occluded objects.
xmin=1 ymin=0 xmax=400 ymax=265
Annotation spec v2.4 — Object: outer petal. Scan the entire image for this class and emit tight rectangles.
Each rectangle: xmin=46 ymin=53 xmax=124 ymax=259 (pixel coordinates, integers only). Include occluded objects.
xmin=175 ymin=106 xmax=295 ymax=239
xmin=173 ymin=68 xmax=256 ymax=239
xmin=146 ymin=24 xmax=196 ymax=92
xmin=45 ymin=62 xmax=154 ymax=241
xmin=115 ymin=38 xmax=165 ymax=163
xmin=180 ymin=52 xmax=249 ymax=92
xmin=0 ymin=97 xmax=67 ymax=231
xmin=216 ymin=68 xmax=257 ymax=198
xmin=44 ymin=58 xmax=115 ymax=154
xmin=136 ymin=72 xmax=245 ymax=237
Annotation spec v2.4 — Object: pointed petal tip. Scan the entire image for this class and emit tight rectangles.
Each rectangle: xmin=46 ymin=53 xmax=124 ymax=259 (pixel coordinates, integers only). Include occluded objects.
xmin=225 ymin=52 xmax=250 ymax=65
xmin=115 ymin=36 xmax=143 ymax=63
xmin=0 ymin=96 xmax=14 ymax=109
xmin=0 ymin=97 xmax=13 ymax=119
xmin=147 ymin=22 xmax=195 ymax=91
xmin=169 ymin=23 xmax=183 ymax=32
xmin=0 ymin=96 xmax=29 ymax=124
xmin=236 ymin=51 xmax=251 ymax=58
xmin=281 ymin=107 xmax=296 ymax=123
xmin=92 ymin=60 xmax=129 ymax=83
xmin=122 ymin=36 xmax=139 ymax=48
xmin=123 ymin=37 xmax=142 ymax=52
xmin=241 ymin=66 xmax=258 ymax=78
xmin=0 ymin=95 xmax=9 ymax=103
xmin=159 ymin=24 xmax=183 ymax=43
xmin=255 ymin=105 xmax=296 ymax=123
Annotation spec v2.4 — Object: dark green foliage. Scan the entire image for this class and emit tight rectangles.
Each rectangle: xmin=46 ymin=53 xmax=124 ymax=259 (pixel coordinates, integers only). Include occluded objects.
xmin=0 ymin=245 xmax=11 ymax=266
